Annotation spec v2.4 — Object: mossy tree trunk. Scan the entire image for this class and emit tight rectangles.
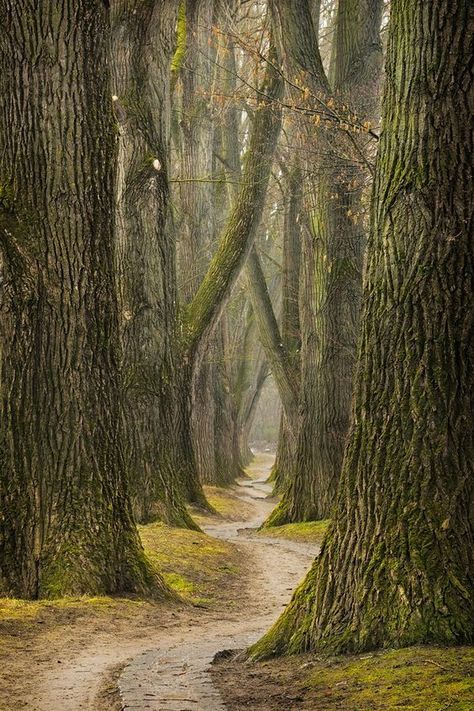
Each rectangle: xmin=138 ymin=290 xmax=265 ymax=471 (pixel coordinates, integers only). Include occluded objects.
xmin=111 ymin=0 xmax=197 ymax=528
xmin=267 ymin=0 xmax=383 ymax=525
xmin=174 ymin=0 xmax=251 ymax=488
xmin=0 ymin=0 xmax=166 ymax=598
xmin=250 ymin=0 xmax=474 ymax=657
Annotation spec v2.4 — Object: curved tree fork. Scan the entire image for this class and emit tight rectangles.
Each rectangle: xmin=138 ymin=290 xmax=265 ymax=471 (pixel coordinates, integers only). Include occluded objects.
xmin=0 ymin=0 xmax=167 ymax=598
xmin=250 ymin=0 xmax=474 ymax=657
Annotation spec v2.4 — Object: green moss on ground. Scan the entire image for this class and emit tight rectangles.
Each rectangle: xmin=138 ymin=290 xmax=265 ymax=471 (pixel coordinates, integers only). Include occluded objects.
xmin=189 ymin=484 xmax=255 ymax=526
xmin=212 ymin=646 xmax=474 ymax=710
xmin=258 ymin=520 xmax=330 ymax=545
xmin=304 ymin=646 xmax=474 ymax=710
xmin=0 ymin=595 xmax=146 ymax=639
xmin=139 ymin=521 xmax=239 ymax=606
xmin=0 ymin=518 xmax=240 ymax=624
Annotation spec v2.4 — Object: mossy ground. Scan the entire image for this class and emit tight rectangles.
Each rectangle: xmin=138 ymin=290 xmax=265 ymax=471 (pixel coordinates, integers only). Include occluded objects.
xmin=191 ymin=485 xmax=254 ymax=523
xmin=139 ymin=520 xmax=240 ymax=606
xmin=0 ymin=516 xmax=240 ymax=633
xmin=247 ymin=451 xmax=276 ymax=479
xmin=212 ymin=645 xmax=474 ymax=710
xmin=257 ymin=519 xmax=330 ymax=545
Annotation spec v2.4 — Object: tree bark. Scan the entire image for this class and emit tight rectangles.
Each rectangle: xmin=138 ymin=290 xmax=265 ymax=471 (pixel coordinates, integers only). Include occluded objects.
xmin=267 ymin=0 xmax=383 ymax=524
xmin=111 ymin=0 xmax=197 ymax=528
xmin=250 ymin=0 xmax=474 ymax=656
xmin=0 ymin=0 xmax=165 ymax=598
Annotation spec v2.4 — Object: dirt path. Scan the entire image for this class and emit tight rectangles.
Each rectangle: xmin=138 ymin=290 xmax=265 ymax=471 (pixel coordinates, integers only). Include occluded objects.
xmin=117 ymin=475 xmax=317 ymax=710
xmin=11 ymin=464 xmax=317 ymax=711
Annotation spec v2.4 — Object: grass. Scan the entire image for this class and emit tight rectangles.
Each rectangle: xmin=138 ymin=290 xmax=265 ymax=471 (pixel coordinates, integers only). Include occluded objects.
xmin=246 ymin=451 xmax=276 ymax=480
xmin=0 ymin=517 xmax=241 ymax=627
xmin=0 ymin=595 xmax=144 ymax=624
xmin=214 ymin=645 xmax=474 ymax=710
xmin=303 ymin=646 xmax=474 ymax=710
xmin=258 ymin=519 xmax=330 ymax=545
xmin=139 ymin=521 xmax=239 ymax=606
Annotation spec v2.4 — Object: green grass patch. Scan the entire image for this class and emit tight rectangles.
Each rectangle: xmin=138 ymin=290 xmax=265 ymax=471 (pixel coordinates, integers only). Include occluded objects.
xmin=204 ymin=486 xmax=246 ymax=519
xmin=139 ymin=521 xmax=239 ymax=606
xmin=213 ymin=645 xmax=474 ymax=710
xmin=304 ymin=646 xmax=474 ymax=710
xmin=258 ymin=520 xmax=330 ymax=544
xmin=0 ymin=595 xmax=143 ymax=623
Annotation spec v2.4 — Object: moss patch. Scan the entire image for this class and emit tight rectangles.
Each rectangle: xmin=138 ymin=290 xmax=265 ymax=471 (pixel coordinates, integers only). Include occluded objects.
xmin=258 ymin=520 xmax=330 ymax=545
xmin=0 ymin=595 xmax=144 ymax=624
xmin=189 ymin=485 xmax=255 ymax=526
xmin=139 ymin=521 xmax=240 ymax=606
xmin=304 ymin=646 xmax=474 ymax=710
xmin=212 ymin=646 xmax=474 ymax=710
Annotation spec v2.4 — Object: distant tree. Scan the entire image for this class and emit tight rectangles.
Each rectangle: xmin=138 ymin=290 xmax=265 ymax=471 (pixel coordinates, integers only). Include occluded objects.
xmin=265 ymin=0 xmax=384 ymax=525
xmin=250 ymin=0 xmax=474 ymax=656
xmin=0 ymin=0 xmax=164 ymax=598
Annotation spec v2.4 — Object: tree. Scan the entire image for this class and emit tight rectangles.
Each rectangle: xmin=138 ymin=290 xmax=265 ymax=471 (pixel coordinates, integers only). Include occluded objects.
xmin=249 ymin=0 xmax=474 ymax=657
xmin=111 ymin=0 xmax=197 ymax=527
xmin=0 ymin=0 xmax=164 ymax=598
xmin=111 ymin=0 xmax=282 ymax=520
xmin=265 ymin=0 xmax=383 ymax=525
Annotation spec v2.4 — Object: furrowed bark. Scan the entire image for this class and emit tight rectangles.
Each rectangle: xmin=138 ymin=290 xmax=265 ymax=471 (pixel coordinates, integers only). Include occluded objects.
xmin=267 ymin=0 xmax=383 ymax=525
xmin=0 ymin=0 xmax=167 ymax=598
xmin=111 ymin=0 xmax=197 ymax=529
xmin=250 ymin=0 xmax=474 ymax=657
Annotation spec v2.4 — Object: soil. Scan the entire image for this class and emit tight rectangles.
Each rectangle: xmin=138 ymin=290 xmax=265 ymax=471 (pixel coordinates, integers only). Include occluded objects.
xmin=0 ymin=456 xmax=318 ymax=710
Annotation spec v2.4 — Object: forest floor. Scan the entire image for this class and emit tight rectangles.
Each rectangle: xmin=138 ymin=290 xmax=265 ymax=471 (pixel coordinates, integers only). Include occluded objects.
xmin=0 ymin=453 xmax=473 ymax=710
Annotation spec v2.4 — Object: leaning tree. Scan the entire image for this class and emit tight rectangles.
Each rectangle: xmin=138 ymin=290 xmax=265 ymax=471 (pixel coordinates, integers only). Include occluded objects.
xmin=0 ymin=0 xmax=164 ymax=598
xmin=250 ymin=0 xmax=474 ymax=656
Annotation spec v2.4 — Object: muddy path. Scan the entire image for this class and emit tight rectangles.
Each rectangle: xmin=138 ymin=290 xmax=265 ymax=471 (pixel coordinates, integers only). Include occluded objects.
xmin=12 ymin=462 xmax=317 ymax=710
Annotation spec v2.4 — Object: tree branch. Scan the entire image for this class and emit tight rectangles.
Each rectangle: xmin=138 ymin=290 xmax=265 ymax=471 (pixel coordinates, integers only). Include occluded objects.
xmin=182 ymin=46 xmax=283 ymax=356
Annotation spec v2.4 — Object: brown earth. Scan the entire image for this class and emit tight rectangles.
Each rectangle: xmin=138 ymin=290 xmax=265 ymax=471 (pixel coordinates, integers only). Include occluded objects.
xmin=0 ymin=454 xmax=318 ymax=710
xmin=1 ymin=453 xmax=472 ymax=711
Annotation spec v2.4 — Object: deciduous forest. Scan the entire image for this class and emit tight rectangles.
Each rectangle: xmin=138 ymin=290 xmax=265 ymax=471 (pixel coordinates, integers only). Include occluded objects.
xmin=0 ymin=1 xmax=472 ymax=709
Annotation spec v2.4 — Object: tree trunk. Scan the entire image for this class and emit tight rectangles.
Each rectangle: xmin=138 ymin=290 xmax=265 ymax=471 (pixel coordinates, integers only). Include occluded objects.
xmin=111 ymin=0 xmax=196 ymax=528
xmin=267 ymin=0 xmax=383 ymax=524
xmin=250 ymin=0 xmax=474 ymax=656
xmin=0 ymin=0 xmax=165 ymax=598
xmin=267 ymin=161 xmax=302 ymax=493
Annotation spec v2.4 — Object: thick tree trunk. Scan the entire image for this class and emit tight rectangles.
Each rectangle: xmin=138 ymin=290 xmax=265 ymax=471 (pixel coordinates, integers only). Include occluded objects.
xmin=250 ymin=0 xmax=474 ymax=656
xmin=111 ymin=1 xmax=196 ymax=528
xmin=0 ymin=0 xmax=165 ymax=598
xmin=269 ymin=414 xmax=294 ymax=494
xmin=178 ymin=0 xmax=216 ymax=302
xmin=172 ymin=360 xmax=212 ymax=508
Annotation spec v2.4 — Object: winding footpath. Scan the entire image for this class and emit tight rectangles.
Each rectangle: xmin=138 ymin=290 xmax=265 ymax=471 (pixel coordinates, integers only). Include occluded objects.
xmin=32 ymin=466 xmax=317 ymax=710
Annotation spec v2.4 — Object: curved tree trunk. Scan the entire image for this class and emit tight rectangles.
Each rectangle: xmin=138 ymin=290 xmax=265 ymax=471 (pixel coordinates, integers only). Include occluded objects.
xmin=0 ymin=0 xmax=165 ymax=598
xmin=250 ymin=0 xmax=474 ymax=657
